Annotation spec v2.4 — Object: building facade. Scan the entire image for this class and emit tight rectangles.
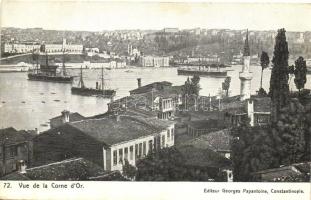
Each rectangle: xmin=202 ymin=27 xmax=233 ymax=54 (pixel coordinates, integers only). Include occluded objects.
xmin=4 ymin=43 xmax=40 ymax=54
xmin=4 ymin=38 xmax=83 ymax=54
xmin=0 ymin=128 xmax=34 ymax=177
xmin=34 ymin=115 xmax=175 ymax=172
xmin=140 ymin=56 xmax=170 ymax=67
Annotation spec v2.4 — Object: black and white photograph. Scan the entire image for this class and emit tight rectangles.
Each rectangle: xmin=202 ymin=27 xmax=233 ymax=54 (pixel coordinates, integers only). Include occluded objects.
xmin=0 ymin=0 xmax=310 ymax=199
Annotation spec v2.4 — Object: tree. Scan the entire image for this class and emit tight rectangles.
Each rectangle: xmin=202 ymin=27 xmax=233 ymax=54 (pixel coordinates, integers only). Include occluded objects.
xmin=135 ymin=147 xmax=187 ymax=181
xmin=294 ymin=56 xmax=307 ymax=94
xmin=181 ymin=77 xmax=192 ymax=96
xmin=260 ymin=51 xmax=270 ymax=89
xmin=231 ymin=118 xmax=279 ymax=181
xmin=222 ymin=76 xmax=231 ymax=97
xmin=181 ymin=75 xmax=201 ymax=109
xmin=122 ymin=159 xmax=137 ymax=180
xmin=269 ymin=28 xmax=290 ymax=123
xmin=190 ymin=75 xmax=201 ymax=96
xmin=272 ymin=99 xmax=308 ymax=165
xmin=135 ymin=147 xmax=223 ymax=181
xmin=257 ymin=88 xmax=268 ymax=97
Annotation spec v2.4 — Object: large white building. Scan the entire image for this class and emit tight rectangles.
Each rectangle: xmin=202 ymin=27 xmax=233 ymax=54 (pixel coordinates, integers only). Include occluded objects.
xmin=44 ymin=39 xmax=83 ymax=53
xmin=4 ymin=43 xmax=40 ymax=54
xmin=4 ymin=38 xmax=83 ymax=54
xmin=140 ymin=56 xmax=170 ymax=67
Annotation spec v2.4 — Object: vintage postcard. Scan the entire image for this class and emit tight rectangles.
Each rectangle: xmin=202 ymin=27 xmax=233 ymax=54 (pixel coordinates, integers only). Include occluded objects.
xmin=0 ymin=0 xmax=310 ymax=199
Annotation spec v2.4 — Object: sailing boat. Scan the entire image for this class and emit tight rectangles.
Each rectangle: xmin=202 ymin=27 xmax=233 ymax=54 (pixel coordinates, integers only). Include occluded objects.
xmin=71 ymin=66 xmax=116 ymax=98
xmin=28 ymin=50 xmax=74 ymax=83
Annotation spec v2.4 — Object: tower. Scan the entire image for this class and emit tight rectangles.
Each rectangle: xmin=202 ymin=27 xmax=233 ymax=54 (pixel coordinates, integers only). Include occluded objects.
xmin=239 ymin=29 xmax=253 ymax=101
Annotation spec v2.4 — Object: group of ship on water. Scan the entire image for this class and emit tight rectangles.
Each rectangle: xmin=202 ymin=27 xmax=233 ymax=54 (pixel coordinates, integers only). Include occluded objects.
xmin=27 ymin=53 xmax=116 ymax=98
xmin=1 ymin=52 xmax=311 ymax=94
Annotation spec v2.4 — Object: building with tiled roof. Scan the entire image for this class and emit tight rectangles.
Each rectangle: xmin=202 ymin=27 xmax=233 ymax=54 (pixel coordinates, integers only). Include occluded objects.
xmin=177 ymin=145 xmax=232 ymax=169
xmin=129 ymin=81 xmax=173 ymax=95
xmin=1 ymin=157 xmax=127 ymax=181
xmin=0 ymin=127 xmax=35 ymax=177
xmin=109 ymin=81 xmax=183 ymax=120
xmin=176 ymin=145 xmax=233 ymax=181
xmin=213 ymin=95 xmax=271 ymax=127
xmin=50 ymin=110 xmax=85 ymax=128
xmin=185 ymin=119 xmax=227 ymax=137
xmin=181 ymin=128 xmax=231 ymax=159
xmin=34 ymin=115 xmax=175 ymax=172
xmin=252 ymin=162 xmax=311 ymax=182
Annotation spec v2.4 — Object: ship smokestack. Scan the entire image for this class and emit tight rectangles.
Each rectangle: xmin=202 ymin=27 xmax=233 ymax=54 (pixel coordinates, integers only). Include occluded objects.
xmin=137 ymin=78 xmax=142 ymax=88
xmin=61 ymin=110 xmax=70 ymax=123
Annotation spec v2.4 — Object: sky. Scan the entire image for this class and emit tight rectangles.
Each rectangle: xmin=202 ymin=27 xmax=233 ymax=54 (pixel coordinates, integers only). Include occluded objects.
xmin=1 ymin=0 xmax=311 ymax=32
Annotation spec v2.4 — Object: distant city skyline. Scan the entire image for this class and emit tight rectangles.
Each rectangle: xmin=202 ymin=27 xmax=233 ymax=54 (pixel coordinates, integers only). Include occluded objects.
xmin=1 ymin=1 xmax=311 ymax=32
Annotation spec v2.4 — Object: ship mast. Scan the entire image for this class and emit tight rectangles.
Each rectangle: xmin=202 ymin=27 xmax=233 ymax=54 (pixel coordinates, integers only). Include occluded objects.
xmin=32 ymin=48 xmax=39 ymax=74
xmin=62 ymin=49 xmax=67 ymax=76
xmin=36 ymin=51 xmax=39 ymax=74
xmin=45 ymin=52 xmax=48 ymax=67
xmin=101 ymin=66 xmax=104 ymax=92
xmin=78 ymin=66 xmax=85 ymax=88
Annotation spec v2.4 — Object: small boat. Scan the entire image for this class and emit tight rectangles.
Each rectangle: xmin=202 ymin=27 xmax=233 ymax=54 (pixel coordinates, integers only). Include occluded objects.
xmin=2 ymin=101 xmax=6 ymax=103
xmin=51 ymin=92 xmax=56 ymax=94
xmin=40 ymin=124 xmax=48 ymax=127
xmin=21 ymin=101 xmax=26 ymax=103
xmin=71 ymin=66 xmax=116 ymax=98
xmin=54 ymin=99 xmax=60 ymax=102
xmin=41 ymin=101 xmax=45 ymax=103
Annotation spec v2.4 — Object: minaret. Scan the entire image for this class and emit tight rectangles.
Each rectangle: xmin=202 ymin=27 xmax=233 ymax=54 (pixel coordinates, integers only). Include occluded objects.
xmin=239 ymin=29 xmax=253 ymax=101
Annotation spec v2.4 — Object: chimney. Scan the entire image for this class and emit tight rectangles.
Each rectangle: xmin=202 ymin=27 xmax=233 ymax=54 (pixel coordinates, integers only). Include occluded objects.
xmin=137 ymin=78 xmax=141 ymax=88
xmin=17 ymin=160 xmax=27 ymax=174
xmin=61 ymin=110 xmax=70 ymax=123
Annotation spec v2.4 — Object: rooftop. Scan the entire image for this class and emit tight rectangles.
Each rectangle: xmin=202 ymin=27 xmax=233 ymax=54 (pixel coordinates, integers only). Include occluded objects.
xmin=252 ymin=162 xmax=311 ymax=181
xmin=1 ymin=158 xmax=120 ymax=181
xmin=0 ymin=127 xmax=35 ymax=146
xmin=182 ymin=128 xmax=231 ymax=152
xmin=129 ymin=81 xmax=173 ymax=95
xmin=50 ymin=112 xmax=85 ymax=124
xmin=177 ymin=145 xmax=232 ymax=169
xmin=69 ymin=115 xmax=174 ymax=146
xmin=185 ymin=119 xmax=227 ymax=130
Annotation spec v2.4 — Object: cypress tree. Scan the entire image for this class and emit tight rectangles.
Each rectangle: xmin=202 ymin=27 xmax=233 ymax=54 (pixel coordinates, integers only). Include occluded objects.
xmin=260 ymin=51 xmax=270 ymax=89
xmin=294 ymin=56 xmax=307 ymax=95
xmin=269 ymin=28 xmax=290 ymax=123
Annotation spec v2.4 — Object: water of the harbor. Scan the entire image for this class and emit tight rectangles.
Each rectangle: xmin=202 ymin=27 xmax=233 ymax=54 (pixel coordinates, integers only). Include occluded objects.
xmin=0 ymin=65 xmax=310 ymax=131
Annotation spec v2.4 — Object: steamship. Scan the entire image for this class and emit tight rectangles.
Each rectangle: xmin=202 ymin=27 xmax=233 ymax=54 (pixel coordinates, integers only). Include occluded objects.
xmin=177 ymin=63 xmax=228 ymax=77
xmin=71 ymin=66 xmax=116 ymax=98
xmin=28 ymin=51 xmax=74 ymax=83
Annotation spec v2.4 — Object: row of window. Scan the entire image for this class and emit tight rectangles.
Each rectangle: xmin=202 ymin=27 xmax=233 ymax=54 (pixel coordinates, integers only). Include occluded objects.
xmin=162 ymin=99 xmax=173 ymax=110
xmin=113 ymin=139 xmax=154 ymax=166
xmin=112 ymin=129 xmax=174 ymax=166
